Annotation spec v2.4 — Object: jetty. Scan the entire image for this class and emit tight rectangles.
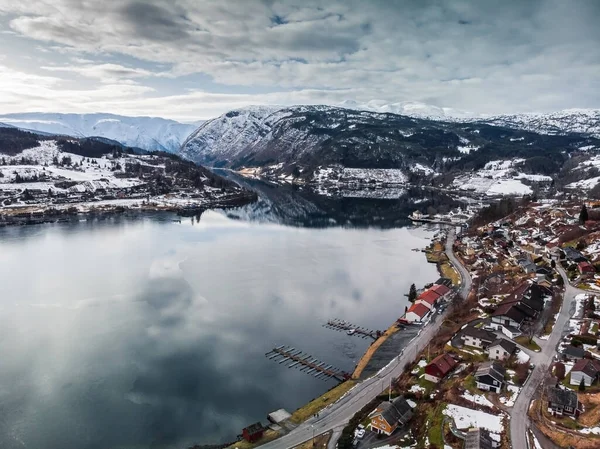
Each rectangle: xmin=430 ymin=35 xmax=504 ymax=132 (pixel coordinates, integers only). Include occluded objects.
xmin=323 ymin=318 xmax=381 ymax=340
xmin=265 ymin=346 xmax=350 ymax=381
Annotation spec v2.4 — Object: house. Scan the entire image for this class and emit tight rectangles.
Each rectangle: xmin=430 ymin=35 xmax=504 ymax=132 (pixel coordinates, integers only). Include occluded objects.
xmin=570 ymin=359 xmax=600 ymax=387
xmin=561 ymin=344 xmax=585 ymax=361
xmin=487 ymin=339 xmax=517 ymax=361
xmin=369 ymin=396 xmax=414 ymax=436
xmin=518 ymin=258 xmax=537 ymax=274
xmin=405 ymin=302 xmax=430 ymax=323
xmin=415 ymin=289 xmax=441 ymax=310
xmin=429 ymin=283 xmax=452 ymax=301
xmin=463 ymin=428 xmax=494 ymax=449
xmin=564 ymin=247 xmax=587 ymax=263
xmin=490 ymin=303 xmax=527 ymax=336
xmin=424 ymin=354 xmax=457 ymax=383
xmin=460 ymin=327 xmax=496 ymax=349
xmin=578 ymin=261 xmax=596 ymax=274
xmin=242 ymin=422 xmax=264 ymax=443
xmin=546 ymin=386 xmax=582 ymax=417
xmin=475 ymin=361 xmax=505 ymax=393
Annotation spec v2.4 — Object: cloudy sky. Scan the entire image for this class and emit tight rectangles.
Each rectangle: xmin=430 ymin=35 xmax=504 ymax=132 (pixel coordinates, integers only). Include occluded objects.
xmin=0 ymin=0 xmax=599 ymax=122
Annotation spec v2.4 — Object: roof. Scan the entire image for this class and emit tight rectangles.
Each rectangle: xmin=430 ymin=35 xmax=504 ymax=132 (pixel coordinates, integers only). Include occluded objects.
xmin=546 ymin=386 xmax=579 ymax=409
xmin=407 ymin=302 xmax=430 ymax=318
xmin=463 ymin=428 xmax=493 ymax=449
xmin=492 ymin=303 xmax=527 ymax=324
xmin=436 ymin=277 xmax=453 ymax=288
xmin=572 ymin=359 xmax=600 ymax=378
xmin=244 ymin=422 xmax=263 ymax=434
xmin=429 ymin=284 xmax=451 ymax=296
xmin=578 ymin=261 xmax=595 ymax=270
xmin=427 ymin=353 xmax=457 ymax=376
xmin=418 ymin=290 xmax=441 ymax=304
xmin=475 ymin=361 xmax=506 ymax=383
xmin=489 ymin=338 xmax=517 ymax=354
xmin=562 ymin=345 xmax=585 ymax=359
xmin=372 ymin=396 xmax=413 ymax=426
xmin=461 ymin=326 xmax=496 ymax=343
xmin=268 ymin=409 xmax=291 ymax=424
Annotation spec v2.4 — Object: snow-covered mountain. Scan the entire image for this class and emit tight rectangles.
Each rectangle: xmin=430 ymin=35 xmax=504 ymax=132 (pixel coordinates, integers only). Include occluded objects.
xmin=180 ymin=104 xmax=600 ymax=194
xmin=477 ymin=109 xmax=600 ymax=138
xmin=337 ymin=100 xmax=473 ymax=119
xmin=0 ymin=113 xmax=197 ymax=153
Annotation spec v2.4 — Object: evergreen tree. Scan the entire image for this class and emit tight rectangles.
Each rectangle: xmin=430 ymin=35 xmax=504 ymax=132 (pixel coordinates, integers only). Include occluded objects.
xmin=579 ymin=377 xmax=586 ymax=391
xmin=408 ymin=283 xmax=417 ymax=302
xmin=580 ymin=204 xmax=589 ymax=224
xmin=551 ymin=259 xmax=556 ymax=268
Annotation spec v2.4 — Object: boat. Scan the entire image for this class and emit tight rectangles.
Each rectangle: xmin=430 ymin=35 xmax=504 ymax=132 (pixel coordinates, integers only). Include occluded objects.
xmin=347 ymin=329 xmax=356 ymax=335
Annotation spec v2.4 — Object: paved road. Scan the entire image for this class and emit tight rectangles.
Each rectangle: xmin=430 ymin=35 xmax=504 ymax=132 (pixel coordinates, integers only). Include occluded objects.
xmin=445 ymin=227 xmax=472 ymax=299
xmin=259 ymin=228 xmax=471 ymax=449
xmin=509 ymin=265 xmax=586 ymax=449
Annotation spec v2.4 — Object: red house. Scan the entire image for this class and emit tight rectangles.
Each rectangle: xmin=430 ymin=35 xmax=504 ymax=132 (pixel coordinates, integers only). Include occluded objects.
xmin=424 ymin=354 xmax=457 ymax=383
xmin=578 ymin=261 xmax=595 ymax=274
xmin=405 ymin=302 xmax=430 ymax=322
xmin=242 ymin=422 xmax=264 ymax=442
xmin=415 ymin=290 xmax=441 ymax=309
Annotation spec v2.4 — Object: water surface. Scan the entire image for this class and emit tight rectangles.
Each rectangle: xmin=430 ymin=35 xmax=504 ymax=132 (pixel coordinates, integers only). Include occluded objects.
xmin=0 ymin=209 xmax=438 ymax=449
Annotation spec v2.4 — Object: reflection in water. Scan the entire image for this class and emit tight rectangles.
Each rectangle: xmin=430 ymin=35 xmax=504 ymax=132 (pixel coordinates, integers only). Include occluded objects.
xmin=0 ymin=204 xmax=440 ymax=449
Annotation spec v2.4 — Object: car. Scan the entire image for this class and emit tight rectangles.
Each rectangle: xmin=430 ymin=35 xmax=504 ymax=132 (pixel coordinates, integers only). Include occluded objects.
xmin=355 ymin=429 xmax=366 ymax=439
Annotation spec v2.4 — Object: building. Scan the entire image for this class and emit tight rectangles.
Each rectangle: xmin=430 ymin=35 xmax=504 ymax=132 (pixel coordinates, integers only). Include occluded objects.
xmin=490 ymin=304 xmax=526 ymax=337
xmin=415 ymin=289 xmax=441 ymax=310
xmin=570 ymin=359 xmax=600 ymax=387
xmin=546 ymin=386 xmax=582 ymax=417
xmin=487 ymin=339 xmax=517 ymax=361
xmin=475 ymin=361 xmax=505 ymax=394
xmin=561 ymin=344 xmax=585 ymax=361
xmin=436 ymin=277 xmax=454 ymax=288
xmin=267 ymin=409 xmax=291 ymax=425
xmin=242 ymin=423 xmax=264 ymax=443
xmin=463 ymin=428 xmax=494 ymax=449
xmin=578 ymin=261 xmax=596 ymax=274
xmin=429 ymin=283 xmax=453 ymax=301
xmin=517 ymin=258 xmax=537 ymax=274
xmin=460 ymin=327 xmax=496 ymax=349
xmin=564 ymin=247 xmax=587 ymax=263
xmin=405 ymin=302 xmax=430 ymax=323
xmin=369 ymin=396 xmax=414 ymax=436
xmin=424 ymin=354 xmax=457 ymax=383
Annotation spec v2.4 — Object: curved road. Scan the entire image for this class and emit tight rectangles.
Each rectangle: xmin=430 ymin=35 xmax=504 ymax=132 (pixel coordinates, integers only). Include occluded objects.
xmin=260 ymin=228 xmax=472 ymax=449
xmin=509 ymin=265 xmax=587 ymax=449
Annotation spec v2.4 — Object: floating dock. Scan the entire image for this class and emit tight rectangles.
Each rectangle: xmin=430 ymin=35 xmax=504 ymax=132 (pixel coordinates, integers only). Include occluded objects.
xmin=323 ymin=318 xmax=381 ymax=340
xmin=265 ymin=346 xmax=350 ymax=381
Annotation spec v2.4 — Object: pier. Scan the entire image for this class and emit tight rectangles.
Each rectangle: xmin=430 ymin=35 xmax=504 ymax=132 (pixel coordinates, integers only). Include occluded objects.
xmin=265 ymin=346 xmax=350 ymax=381
xmin=323 ymin=318 xmax=381 ymax=340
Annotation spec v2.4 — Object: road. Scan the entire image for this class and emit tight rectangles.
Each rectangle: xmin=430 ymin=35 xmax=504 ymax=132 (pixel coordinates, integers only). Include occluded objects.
xmin=260 ymin=228 xmax=471 ymax=449
xmin=445 ymin=227 xmax=472 ymax=299
xmin=509 ymin=265 xmax=586 ymax=449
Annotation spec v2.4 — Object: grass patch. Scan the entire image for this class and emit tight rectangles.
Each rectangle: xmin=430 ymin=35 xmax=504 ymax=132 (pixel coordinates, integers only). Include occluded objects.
xmin=515 ymin=336 xmax=541 ymax=352
xmin=289 ymin=381 xmax=356 ymax=424
xmin=439 ymin=261 xmax=461 ymax=286
xmin=591 ymin=322 xmax=599 ymax=335
xmin=426 ymin=403 xmax=447 ymax=448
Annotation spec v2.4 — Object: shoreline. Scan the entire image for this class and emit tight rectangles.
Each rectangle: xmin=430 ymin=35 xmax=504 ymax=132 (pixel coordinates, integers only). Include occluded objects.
xmin=0 ymin=191 xmax=257 ymax=227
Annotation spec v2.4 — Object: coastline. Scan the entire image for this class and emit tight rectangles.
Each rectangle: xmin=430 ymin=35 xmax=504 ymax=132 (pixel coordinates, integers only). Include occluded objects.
xmin=0 ymin=190 xmax=257 ymax=227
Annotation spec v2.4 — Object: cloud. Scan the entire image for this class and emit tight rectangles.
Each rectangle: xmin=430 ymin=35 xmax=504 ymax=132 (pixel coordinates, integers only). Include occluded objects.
xmin=0 ymin=0 xmax=598 ymax=119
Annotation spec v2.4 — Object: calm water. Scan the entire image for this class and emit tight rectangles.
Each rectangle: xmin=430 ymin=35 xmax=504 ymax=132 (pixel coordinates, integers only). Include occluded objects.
xmin=0 ymin=205 xmax=438 ymax=449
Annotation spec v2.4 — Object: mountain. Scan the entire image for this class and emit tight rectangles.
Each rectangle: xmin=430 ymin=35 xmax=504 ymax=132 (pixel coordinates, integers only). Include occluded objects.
xmin=336 ymin=100 xmax=473 ymax=119
xmin=180 ymin=104 xmax=600 ymax=196
xmin=0 ymin=113 xmax=197 ymax=153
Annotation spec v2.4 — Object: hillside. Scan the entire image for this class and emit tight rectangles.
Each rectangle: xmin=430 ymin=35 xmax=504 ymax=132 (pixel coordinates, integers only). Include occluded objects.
xmin=0 ymin=112 xmax=197 ymax=153
xmin=181 ymin=105 xmax=600 ymax=196
xmin=0 ymin=127 xmax=255 ymax=224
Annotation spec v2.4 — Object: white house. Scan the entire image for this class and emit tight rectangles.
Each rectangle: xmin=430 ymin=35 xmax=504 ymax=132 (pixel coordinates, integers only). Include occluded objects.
xmin=487 ymin=339 xmax=517 ymax=361
xmin=460 ymin=327 xmax=496 ymax=349
xmin=405 ymin=302 xmax=430 ymax=323
xmin=570 ymin=359 xmax=600 ymax=387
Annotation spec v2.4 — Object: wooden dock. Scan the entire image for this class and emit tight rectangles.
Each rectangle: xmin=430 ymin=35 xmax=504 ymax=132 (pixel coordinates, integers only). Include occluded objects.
xmin=323 ymin=318 xmax=381 ymax=340
xmin=265 ymin=346 xmax=350 ymax=382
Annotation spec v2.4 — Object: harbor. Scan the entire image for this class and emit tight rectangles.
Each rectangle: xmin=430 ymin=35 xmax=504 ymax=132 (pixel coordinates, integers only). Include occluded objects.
xmin=265 ymin=346 xmax=351 ymax=382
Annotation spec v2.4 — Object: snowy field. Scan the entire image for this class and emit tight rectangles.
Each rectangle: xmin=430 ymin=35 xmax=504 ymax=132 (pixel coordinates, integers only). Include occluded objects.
xmin=443 ymin=404 xmax=504 ymax=433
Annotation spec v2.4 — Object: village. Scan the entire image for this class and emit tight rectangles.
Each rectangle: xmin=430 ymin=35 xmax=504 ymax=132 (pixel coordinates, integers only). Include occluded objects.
xmin=228 ymin=200 xmax=600 ymax=449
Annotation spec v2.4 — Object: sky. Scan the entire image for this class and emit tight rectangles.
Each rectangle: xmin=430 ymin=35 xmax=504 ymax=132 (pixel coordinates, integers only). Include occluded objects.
xmin=0 ymin=0 xmax=599 ymax=122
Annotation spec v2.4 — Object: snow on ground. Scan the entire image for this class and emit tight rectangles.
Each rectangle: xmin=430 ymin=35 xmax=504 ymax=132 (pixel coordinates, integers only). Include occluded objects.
xmin=312 ymin=166 xmax=408 ymax=185
xmin=499 ymin=385 xmax=521 ymax=407
xmin=443 ymin=404 xmax=504 ymax=433
xmin=410 ymin=163 xmax=435 ymax=175
xmin=579 ymin=426 xmax=600 ymax=435
xmin=417 ymin=359 xmax=427 ymax=368
xmin=457 ymin=145 xmax=479 ymax=154
xmin=516 ymin=173 xmax=552 ymax=182
xmin=407 ymin=399 xmax=417 ymax=408
xmin=567 ymin=176 xmax=600 ymax=190
xmin=461 ymin=391 xmax=494 ymax=408
xmin=531 ymin=432 xmax=543 ymax=449
xmin=516 ymin=350 xmax=530 ymax=363
xmin=486 ymin=179 xmax=533 ymax=196
xmin=409 ymin=385 xmax=425 ymax=393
